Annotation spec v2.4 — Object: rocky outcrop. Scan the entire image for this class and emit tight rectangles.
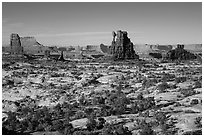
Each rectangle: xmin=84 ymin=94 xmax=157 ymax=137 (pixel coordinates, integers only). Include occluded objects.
xmin=165 ymin=44 xmax=197 ymax=60
xmin=109 ymin=30 xmax=139 ymax=60
xmin=20 ymin=36 xmax=48 ymax=55
xmin=100 ymin=44 xmax=109 ymax=54
xmin=20 ymin=37 xmax=42 ymax=47
xmin=58 ymin=51 xmax=65 ymax=61
xmin=10 ymin=33 xmax=23 ymax=55
xmin=149 ymin=52 xmax=162 ymax=59
xmin=150 ymin=44 xmax=172 ymax=52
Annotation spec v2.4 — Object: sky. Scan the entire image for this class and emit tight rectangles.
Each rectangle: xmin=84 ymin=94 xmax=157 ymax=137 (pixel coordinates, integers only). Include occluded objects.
xmin=2 ymin=2 xmax=202 ymax=46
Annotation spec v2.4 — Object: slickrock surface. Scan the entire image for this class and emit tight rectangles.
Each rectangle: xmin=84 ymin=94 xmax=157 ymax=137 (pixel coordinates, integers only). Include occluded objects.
xmin=2 ymin=58 xmax=202 ymax=135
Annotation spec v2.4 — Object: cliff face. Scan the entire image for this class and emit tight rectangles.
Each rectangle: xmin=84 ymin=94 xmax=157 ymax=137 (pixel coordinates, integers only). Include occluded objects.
xmin=20 ymin=37 xmax=42 ymax=47
xmin=150 ymin=45 xmax=173 ymax=52
xmin=10 ymin=33 xmax=23 ymax=55
xmin=109 ymin=30 xmax=139 ymax=60
xmin=165 ymin=44 xmax=197 ymax=60
xmin=20 ymin=36 xmax=48 ymax=55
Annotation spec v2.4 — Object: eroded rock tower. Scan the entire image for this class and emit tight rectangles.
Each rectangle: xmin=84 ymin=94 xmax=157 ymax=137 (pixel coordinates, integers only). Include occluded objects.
xmin=109 ymin=30 xmax=139 ymax=60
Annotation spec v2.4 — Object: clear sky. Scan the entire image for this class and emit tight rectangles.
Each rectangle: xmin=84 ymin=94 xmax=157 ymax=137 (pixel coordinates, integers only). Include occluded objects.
xmin=2 ymin=2 xmax=202 ymax=46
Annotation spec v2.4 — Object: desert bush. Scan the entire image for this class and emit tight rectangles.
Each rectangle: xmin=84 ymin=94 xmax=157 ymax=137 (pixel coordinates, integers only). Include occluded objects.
xmin=194 ymin=117 xmax=202 ymax=128
xmin=51 ymin=120 xmax=64 ymax=131
xmin=131 ymin=94 xmax=155 ymax=114
xmin=154 ymin=112 xmax=178 ymax=135
xmin=104 ymin=85 xmax=130 ymax=115
xmin=86 ymin=113 xmax=97 ymax=131
xmin=162 ymin=73 xmax=175 ymax=82
xmin=2 ymin=112 xmax=20 ymax=133
xmin=194 ymin=81 xmax=201 ymax=88
xmin=134 ymin=119 xmax=155 ymax=135
xmin=84 ymin=107 xmax=94 ymax=116
xmin=3 ymin=106 xmax=55 ymax=134
xmin=175 ymin=76 xmax=187 ymax=83
xmin=78 ymin=94 xmax=89 ymax=106
xmin=73 ymin=110 xmax=86 ymax=120
xmin=142 ymin=78 xmax=154 ymax=88
xmin=180 ymin=89 xmax=196 ymax=97
xmin=61 ymin=120 xmax=74 ymax=135
xmin=100 ymin=123 xmax=132 ymax=135
xmin=92 ymin=96 xmax=105 ymax=105
xmin=157 ymin=82 xmax=169 ymax=93
xmin=97 ymin=117 xmax=106 ymax=130
xmin=190 ymin=99 xmax=199 ymax=105
xmin=97 ymin=105 xmax=112 ymax=117
xmin=52 ymin=103 xmax=64 ymax=118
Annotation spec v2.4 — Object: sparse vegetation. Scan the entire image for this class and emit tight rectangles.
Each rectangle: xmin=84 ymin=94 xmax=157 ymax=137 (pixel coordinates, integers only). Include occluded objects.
xmin=2 ymin=50 xmax=202 ymax=135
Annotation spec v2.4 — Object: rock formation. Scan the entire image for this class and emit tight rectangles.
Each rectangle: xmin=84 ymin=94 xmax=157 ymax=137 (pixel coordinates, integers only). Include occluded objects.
xmin=109 ymin=30 xmax=139 ymax=60
xmin=58 ymin=51 xmax=65 ymax=61
xmin=20 ymin=37 xmax=42 ymax=47
xmin=10 ymin=33 xmax=23 ymax=55
xmin=150 ymin=44 xmax=172 ymax=51
xmin=100 ymin=44 xmax=109 ymax=54
xmin=165 ymin=44 xmax=197 ymax=60
xmin=20 ymin=36 xmax=48 ymax=55
xmin=149 ymin=52 xmax=162 ymax=59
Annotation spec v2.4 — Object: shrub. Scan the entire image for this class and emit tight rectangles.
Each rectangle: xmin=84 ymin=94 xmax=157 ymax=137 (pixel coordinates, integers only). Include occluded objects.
xmin=96 ymin=117 xmax=106 ymax=130
xmin=175 ymin=76 xmax=187 ymax=83
xmin=154 ymin=112 xmax=178 ymax=135
xmin=190 ymin=99 xmax=199 ymax=105
xmin=100 ymin=123 xmax=132 ymax=135
xmin=135 ymin=119 xmax=155 ymax=135
xmin=86 ymin=113 xmax=97 ymax=131
xmin=105 ymin=86 xmax=130 ymax=115
xmin=73 ymin=110 xmax=86 ymax=120
xmin=142 ymin=78 xmax=153 ymax=88
xmin=194 ymin=117 xmax=202 ymax=128
xmin=162 ymin=73 xmax=175 ymax=82
xmin=157 ymin=82 xmax=169 ymax=93
xmin=180 ymin=89 xmax=196 ymax=97
xmin=131 ymin=95 xmax=155 ymax=114
xmin=194 ymin=81 xmax=201 ymax=88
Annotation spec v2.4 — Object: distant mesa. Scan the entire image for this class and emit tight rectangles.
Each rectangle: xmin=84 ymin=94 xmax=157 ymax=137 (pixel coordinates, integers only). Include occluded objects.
xmin=150 ymin=44 xmax=173 ymax=52
xmin=2 ymin=32 xmax=201 ymax=62
xmin=109 ymin=30 xmax=139 ymax=60
xmin=165 ymin=44 xmax=197 ymax=60
xmin=3 ymin=33 xmax=48 ymax=56
xmin=20 ymin=36 xmax=48 ymax=55
xmin=149 ymin=52 xmax=162 ymax=59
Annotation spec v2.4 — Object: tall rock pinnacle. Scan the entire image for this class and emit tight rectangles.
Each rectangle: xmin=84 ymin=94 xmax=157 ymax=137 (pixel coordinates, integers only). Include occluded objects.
xmin=10 ymin=33 xmax=23 ymax=55
xmin=109 ymin=30 xmax=139 ymax=60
